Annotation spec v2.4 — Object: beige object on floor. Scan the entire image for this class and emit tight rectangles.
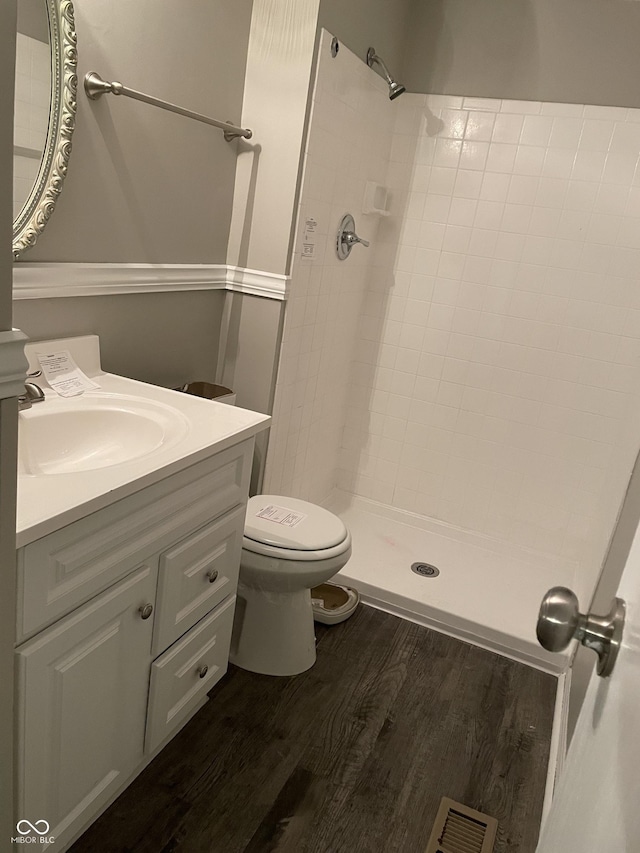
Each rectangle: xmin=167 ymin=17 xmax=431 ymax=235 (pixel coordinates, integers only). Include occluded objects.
xmin=311 ymin=582 xmax=359 ymax=624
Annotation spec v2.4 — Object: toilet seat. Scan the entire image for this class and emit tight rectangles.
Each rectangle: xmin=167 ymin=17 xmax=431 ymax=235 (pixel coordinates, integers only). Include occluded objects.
xmin=242 ymin=530 xmax=352 ymax=561
xmin=243 ymin=495 xmax=351 ymax=561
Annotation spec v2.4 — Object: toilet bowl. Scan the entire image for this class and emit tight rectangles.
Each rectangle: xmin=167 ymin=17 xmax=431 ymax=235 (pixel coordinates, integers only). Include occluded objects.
xmin=229 ymin=495 xmax=352 ymax=676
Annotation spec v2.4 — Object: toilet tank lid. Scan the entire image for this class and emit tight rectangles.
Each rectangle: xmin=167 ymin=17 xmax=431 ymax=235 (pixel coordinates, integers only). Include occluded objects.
xmin=244 ymin=495 xmax=348 ymax=551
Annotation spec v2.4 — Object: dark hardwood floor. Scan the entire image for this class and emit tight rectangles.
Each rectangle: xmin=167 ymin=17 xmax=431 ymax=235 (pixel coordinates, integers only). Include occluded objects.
xmin=70 ymin=605 xmax=556 ymax=853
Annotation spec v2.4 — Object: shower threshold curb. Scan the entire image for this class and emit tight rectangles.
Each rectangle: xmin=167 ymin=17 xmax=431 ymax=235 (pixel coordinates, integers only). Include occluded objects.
xmin=334 ymin=574 xmax=568 ymax=675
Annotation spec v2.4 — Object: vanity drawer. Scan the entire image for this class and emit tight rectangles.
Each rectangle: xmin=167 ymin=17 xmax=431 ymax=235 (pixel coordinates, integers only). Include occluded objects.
xmin=153 ymin=505 xmax=244 ymax=655
xmin=145 ymin=594 xmax=236 ymax=754
xmin=18 ymin=441 xmax=252 ymax=641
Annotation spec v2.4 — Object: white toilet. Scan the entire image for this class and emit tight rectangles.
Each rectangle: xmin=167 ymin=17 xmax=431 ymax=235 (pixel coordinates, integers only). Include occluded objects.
xmin=230 ymin=495 xmax=352 ymax=676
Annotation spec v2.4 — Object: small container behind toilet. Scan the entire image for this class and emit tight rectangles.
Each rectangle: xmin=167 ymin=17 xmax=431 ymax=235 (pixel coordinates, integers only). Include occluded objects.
xmin=176 ymin=381 xmax=236 ymax=406
xmin=177 ymin=381 xmax=269 ymax=498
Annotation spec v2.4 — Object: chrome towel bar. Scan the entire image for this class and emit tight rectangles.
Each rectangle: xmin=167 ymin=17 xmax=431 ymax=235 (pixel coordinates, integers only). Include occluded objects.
xmin=84 ymin=71 xmax=252 ymax=141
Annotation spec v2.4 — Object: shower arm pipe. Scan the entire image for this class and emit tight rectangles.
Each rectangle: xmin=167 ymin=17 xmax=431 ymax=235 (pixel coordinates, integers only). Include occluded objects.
xmin=365 ymin=48 xmax=406 ymax=100
xmin=366 ymin=48 xmax=392 ymax=85
xmin=83 ymin=72 xmax=253 ymax=141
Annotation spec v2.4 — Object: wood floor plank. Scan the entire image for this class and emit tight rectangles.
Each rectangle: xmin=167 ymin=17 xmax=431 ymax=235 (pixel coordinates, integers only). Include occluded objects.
xmin=242 ymin=767 xmax=329 ymax=853
xmin=165 ymin=606 xmax=410 ymax=853
xmin=241 ymin=612 xmax=419 ymax=853
xmin=70 ymin=605 xmax=556 ymax=853
xmin=298 ymin=621 xmax=475 ymax=853
xmin=71 ymin=662 xmax=329 ymax=853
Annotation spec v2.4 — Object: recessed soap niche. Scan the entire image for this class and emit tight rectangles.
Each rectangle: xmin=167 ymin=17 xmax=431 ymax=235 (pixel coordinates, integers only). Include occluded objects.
xmin=362 ymin=181 xmax=389 ymax=216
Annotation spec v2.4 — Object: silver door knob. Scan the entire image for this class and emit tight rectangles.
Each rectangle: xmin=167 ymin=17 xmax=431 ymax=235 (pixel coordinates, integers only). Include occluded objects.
xmin=197 ymin=665 xmax=209 ymax=679
xmin=336 ymin=213 xmax=370 ymax=260
xmin=206 ymin=569 xmax=219 ymax=584
xmin=536 ymin=586 xmax=625 ymax=677
xmin=138 ymin=603 xmax=154 ymax=620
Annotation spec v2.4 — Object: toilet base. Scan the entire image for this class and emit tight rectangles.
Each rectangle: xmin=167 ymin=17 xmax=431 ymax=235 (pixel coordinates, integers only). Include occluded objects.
xmin=230 ymin=582 xmax=317 ymax=676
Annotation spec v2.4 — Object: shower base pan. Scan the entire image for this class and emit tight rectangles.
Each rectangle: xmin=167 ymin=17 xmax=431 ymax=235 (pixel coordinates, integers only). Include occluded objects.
xmin=328 ymin=492 xmax=575 ymax=673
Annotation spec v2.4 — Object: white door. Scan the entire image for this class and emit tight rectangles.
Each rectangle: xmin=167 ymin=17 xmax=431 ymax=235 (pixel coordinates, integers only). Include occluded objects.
xmin=536 ymin=519 xmax=640 ymax=850
xmin=1 ymin=2 xmax=21 ymax=843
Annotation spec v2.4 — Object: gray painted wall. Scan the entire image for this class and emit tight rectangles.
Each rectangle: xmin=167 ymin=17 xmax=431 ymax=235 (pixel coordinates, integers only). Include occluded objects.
xmin=319 ymin=0 xmax=413 ymax=79
xmin=218 ymin=293 xmax=282 ymax=416
xmin=403 ymin=0 xmax=640 ymax=108
xmin=13 ymin=0 xmax=253 ymax=394
xmin=217 ymin=292 xmax=283 ymax=492
xmin=18 ymin=0 xmax=48 ymax=44
xmin=21 ymin=0 xmax=252 ymax=263
xmin=14 ymin=290 xmax=226 ymax=389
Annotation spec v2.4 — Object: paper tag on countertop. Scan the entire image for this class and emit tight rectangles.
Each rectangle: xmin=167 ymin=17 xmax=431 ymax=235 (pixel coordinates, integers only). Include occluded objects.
xmin=255 ymin=504 xmax=307 ymax=528
xmin=36 ymin=350 xmax=100 ymax=397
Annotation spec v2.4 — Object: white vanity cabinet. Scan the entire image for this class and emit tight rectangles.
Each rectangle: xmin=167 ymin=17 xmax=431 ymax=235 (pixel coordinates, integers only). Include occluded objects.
xmin=15 ymin=439 xmax=254 ymax=851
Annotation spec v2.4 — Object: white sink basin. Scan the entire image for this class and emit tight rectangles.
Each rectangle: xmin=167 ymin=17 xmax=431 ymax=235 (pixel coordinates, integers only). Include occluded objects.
xmin=16 ymin=334 xmax=271 ymax=548
xmin=19 ymin=394 xmax=190 ymax=476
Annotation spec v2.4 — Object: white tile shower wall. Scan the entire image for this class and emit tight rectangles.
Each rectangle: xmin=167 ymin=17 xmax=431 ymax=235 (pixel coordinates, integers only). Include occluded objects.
xmin=340 ymin=93 xmax=640 ymax=601
xmin=263 ymin=32 xmax=395 ymax=504
xmin=13 ymin=33 xmax=50 ymax=219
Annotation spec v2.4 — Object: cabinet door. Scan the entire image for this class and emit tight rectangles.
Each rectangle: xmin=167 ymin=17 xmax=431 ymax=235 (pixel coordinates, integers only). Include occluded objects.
xmin=15 ymin=565 xmax=156 ymax=847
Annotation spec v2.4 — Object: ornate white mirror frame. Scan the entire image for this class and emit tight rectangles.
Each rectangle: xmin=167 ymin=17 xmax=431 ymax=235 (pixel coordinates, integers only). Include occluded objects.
xmin=12 ymin=0 xmax=77 ymax=260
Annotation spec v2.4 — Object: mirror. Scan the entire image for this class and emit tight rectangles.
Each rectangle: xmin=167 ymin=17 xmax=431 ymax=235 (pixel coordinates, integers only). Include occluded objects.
xmin=13 ymin=0 xmax=77 ymax=259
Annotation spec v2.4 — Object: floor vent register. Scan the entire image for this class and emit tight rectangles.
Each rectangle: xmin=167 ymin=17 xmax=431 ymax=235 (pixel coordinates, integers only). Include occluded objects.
xmin=425 ymin=797 xmax=498 ymax=853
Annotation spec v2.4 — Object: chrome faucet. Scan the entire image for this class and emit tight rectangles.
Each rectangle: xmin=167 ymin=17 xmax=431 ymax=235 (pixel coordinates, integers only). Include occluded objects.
xmin=18 ymin=372 xmax=46 ymax=411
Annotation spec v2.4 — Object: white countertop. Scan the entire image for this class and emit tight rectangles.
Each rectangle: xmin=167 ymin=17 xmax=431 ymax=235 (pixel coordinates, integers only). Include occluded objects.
xmin=17 ymin=336 xmax=270 ymax=548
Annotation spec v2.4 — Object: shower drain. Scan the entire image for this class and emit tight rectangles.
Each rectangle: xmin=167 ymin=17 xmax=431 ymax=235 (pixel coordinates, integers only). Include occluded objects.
xmin=411 ymin=562 xmax=440 ymax=578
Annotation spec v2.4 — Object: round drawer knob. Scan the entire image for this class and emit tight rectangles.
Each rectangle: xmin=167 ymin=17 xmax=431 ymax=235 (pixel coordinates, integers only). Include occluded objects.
xmin=206 ymin=569 xmax=219 ymax=584
xmin=197 ymin=664 xmax=209 ymax=679
xmin=138 ymin=603 xmax=153 ymax=620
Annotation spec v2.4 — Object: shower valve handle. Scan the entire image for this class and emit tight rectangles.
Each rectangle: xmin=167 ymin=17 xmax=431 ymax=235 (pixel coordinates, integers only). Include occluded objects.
xmin=536 ymin=586 xmax=625 ymax=677
xmin=336 ymin=213 xmax=370 ymax=260
xmin=343 ymin=230 xmax=370 ymax=249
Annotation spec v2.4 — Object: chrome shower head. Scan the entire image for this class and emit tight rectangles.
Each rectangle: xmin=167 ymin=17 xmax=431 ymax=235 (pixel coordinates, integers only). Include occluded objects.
xmin=366 ymin=47 xmax=406 ymax=101
xmin=388 ymin=80 xmax=406 ymax=101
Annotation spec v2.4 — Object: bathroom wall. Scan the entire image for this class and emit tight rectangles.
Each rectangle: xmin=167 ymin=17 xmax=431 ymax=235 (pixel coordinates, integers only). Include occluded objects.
xmin=403 ymin=0 xmax=640 ymax=109
xmin=218 ymin=292 xmax=283 ymax=414
xmin=224 ymin=0 xmax=323 ymax=493
xmin=226 ymin=0 xmax=410 ymax=465
xmin=263 ymin=31 xmax=395 ymax=503
xmin=24 ymin=0 xmax=253 ymax=264
xmin=13 ymin=291 xmax=225 ymax=388
xmin=227 ymin=0 xmax=414 ymax=278
xmin=14 ymin=0 xmax=253 ymax=391
xmin=19 ymin=0 xmax=48 ymax=42
xmin=318 ymin=0 xmax=413 ymax=77
xmin=340 ymin=93 xmax=640 ymax=601
xmin=217 ymin=291 xmax=283 ymax=492
xmin=13 ymin=32 xmax=49 ymax=220
xmin=227 ymin=0 xmax=320 ymax=276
